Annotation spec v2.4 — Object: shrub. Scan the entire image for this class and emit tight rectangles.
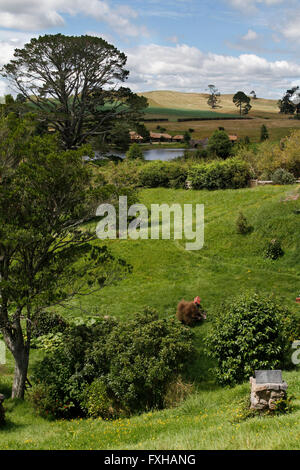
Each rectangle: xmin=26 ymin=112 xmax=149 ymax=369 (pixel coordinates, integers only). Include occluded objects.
xmin=206 ymin=293 xmax=298 ymax=386
xmin=188 ymin=159 xmax=251 ymax=190
xmin=125 ymin=143 xmax=144 ymax=160
xmin=96 ymin=309 xmax=195 ymax=413
xmin=98 ymin=160 xmax=143 ymax=189
xmin=82 ymin=379 xmax=120 ymax=419
xmin=271 ymin=168 xmax=296 ymax=185
xmin=138 ymin=161 xmax=188 ymax=188
xmin=236 ymin=212 xmax=253 ymax=234
xmin=31 ymin=310 xmax=68 ymax=339
xmin=31 ymin=320 xmax=117 ymax=418
xmin=31 ymin=332 xmax=65 ymax=352
xmin=207 ymin=130 xmax=232 ymax=159
xmin=260 ymin=124 xmax=269 ymax=142
xmin=264 ymin=239 xmax=284 ymax=260
xmin=31 ymin=309 xmax=194 ymax=418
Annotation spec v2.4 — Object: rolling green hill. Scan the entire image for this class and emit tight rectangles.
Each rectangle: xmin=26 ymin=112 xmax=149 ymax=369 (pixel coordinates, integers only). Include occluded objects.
xmin=139 ymin=90 xmax=279 ymax=115
xmin=1 ymin=184 xmax=300 ymax=450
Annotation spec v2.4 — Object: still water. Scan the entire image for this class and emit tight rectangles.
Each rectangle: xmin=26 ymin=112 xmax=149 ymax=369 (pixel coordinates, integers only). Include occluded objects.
xmin=93 ymin=148 xmax=189 ymax=162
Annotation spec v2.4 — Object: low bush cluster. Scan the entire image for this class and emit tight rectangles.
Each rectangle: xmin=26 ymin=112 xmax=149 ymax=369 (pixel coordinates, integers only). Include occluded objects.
xmin=236 ymin=130 xmax=300 ymax=179
xmin=188 ymin=159 xmax=251 ymax=190
xmin=30 ymin=309 xmax=194 ymax=419
xmin=31 ymin=310 xmax=68 ymax=339
xmin=138 ymin=161 xmax=188 ymax=189
xmin=206 ymin=293 xmax=299 ymax=386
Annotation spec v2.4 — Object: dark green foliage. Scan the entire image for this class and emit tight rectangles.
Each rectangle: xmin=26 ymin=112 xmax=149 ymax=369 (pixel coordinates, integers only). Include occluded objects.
xmin=31 ymin=309 xmax=194 ymax=418
xmin=233 ymin=91 xmax=252 ymax=116
xmin=260 ymin=124 xmax=269 ymax=142
xmin=183 ymin=131 xmax=191 ymax=144
xmin=2 ymin=34 xmax=147 ymax=149
xmin=271 ymin=168 xmax=296 ymax=185
xmin=264 ymin=239 xmax=284 ymax=260
xmin=207 ymin=130 xmax=232 ymax=159
xmin=277 ymin=87 xmax=300 ymax=115
xmin=126 ymin=143 xmax=144 ymax=160
xmin=138 ymin=161 xmax=188 ymax=188
xmin=236 ymin=212 xmax=253 ymax=234
xmin=31 ymin=311 xmax=68 ymax=339
xmin=188 ymin=159 xmax=251 ymax=190
xmin=206 ymin=293 xmax=298 ymax=386
xmin=83 ymin=379 xmax=120 ymax=419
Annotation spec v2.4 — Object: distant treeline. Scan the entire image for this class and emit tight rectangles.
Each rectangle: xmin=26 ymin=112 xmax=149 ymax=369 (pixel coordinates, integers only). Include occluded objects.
xmin=141 ymin=118 xmax=169 ymax=122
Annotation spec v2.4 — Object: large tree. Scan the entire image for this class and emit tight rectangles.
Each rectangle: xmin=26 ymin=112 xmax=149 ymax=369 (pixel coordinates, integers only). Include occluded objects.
xmin=277 ymin=86 xmax=300 ymax=115
xmin=233 ymin=91 xmax=252 ymax=116
xmin=0 ymin=138 xmax=129 ymax=399
xmin=1 ymin=34 xmax=147 ymax=149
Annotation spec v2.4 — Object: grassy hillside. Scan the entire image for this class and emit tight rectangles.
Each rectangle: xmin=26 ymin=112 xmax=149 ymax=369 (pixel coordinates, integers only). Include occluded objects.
xmin=1 ymin=184 xmax=300 ymax=450
xmin=137 ymin=90 xmax=300 ymax=142
xmin=139 ymin=90 xmax=279 ymax=115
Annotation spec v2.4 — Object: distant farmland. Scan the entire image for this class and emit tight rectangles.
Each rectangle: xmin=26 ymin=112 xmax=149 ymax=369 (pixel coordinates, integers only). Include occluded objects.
xmin=142 ymin=106 xmax=244 ymax=121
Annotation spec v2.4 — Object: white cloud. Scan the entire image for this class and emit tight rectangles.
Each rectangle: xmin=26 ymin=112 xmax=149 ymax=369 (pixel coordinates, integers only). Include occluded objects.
xmin=126 ymin=43 xmax=300 ymax=97
xmin=0 ymin=1 xmax=147 ymax=36
xmin=225 ymin=0 xmax=284 ymax=13
xmin=242 ymin=29 xmax=258 ymax=40
xmin=280 ymin=14 xmax=300 ymax=41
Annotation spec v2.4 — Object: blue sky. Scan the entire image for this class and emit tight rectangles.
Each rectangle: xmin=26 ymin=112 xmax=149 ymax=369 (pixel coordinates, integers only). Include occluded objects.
xmin=1 ymin=0 xmax=300 ymax=98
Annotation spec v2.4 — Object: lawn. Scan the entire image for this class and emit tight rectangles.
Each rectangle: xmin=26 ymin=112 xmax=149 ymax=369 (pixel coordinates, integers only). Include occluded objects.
xmin=1 ymin=184 xmax=300 ymax=450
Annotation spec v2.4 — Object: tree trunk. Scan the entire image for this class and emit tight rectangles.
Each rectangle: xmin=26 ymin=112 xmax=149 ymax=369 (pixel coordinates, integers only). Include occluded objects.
xmin=11 ymin=346 xmax=29 ymax=399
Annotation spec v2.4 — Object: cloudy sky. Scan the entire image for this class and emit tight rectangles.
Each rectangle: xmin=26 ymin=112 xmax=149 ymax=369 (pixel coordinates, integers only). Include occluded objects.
xmin=1 ymin=0 xmax=300 ymax=98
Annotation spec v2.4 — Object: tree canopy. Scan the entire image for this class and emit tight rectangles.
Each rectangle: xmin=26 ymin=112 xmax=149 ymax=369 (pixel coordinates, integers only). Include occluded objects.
xmin=277 ymin=87 xmax=300 ymax=115
xmin=233 ymin=91 xmax=252 ymax=116
xmin=1 ymin=34 xmax=147 ymax=149
xmin=0 ymin=134 xmax=130 ymax=399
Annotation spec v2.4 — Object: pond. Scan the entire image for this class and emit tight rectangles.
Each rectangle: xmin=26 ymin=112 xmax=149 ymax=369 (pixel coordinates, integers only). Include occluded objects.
xmin=94 ymin=148 xmax=187 ymax=162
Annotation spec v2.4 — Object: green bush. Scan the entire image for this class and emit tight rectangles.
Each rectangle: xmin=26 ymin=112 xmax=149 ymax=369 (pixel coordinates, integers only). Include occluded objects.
xmin=188 ymin=159 xmax=251 ymax=190
xmin=31 ymin=310 xmax=68 ymax=339
xmin=138 ymin=161 xmax=187 ymax=188
xmin=206 ymin=293 xmax=298 ymax=386
xmin=83 ymin=379 xmax=119 ymax=419
xmin=207 ymin=130 xmax=232 ymax=159
xmin=31 ymin=332 xmax=65 ymax=352
xmin=271 ymin=168 xmax=296 ymax=185
xmin=236 ymin=212 xmax=253 ymax=234
xmin=125 ymin=143 xmax=144 ymax=160
xmin=31 ymin=309 xmax=194 ymax=418
xmin=264 ymin=239 xmax=284 ymax=260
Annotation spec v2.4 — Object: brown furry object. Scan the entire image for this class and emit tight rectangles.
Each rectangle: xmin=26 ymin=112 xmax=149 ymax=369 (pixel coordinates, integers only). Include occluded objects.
xmin=176 ymin=299 xmax=206 ymax=326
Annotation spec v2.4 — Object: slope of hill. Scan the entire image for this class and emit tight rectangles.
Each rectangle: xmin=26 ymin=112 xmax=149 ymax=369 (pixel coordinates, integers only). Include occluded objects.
xmin=138 ymin=90 xmax=279 ymax=115
xmin=1 ymin=185 xmax=300 ymax=449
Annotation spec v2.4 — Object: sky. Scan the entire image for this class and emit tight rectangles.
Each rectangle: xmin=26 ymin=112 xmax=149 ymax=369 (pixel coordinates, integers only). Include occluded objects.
xmin=1 ymin=0 xmax=300 ymax=98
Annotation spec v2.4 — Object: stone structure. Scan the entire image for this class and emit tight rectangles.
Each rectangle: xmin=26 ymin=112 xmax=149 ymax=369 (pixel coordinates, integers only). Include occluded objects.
xmin=250 ymin=370 xmax=288 ymax=411
xmin=0 ymin=394 xmax=5 ymax=426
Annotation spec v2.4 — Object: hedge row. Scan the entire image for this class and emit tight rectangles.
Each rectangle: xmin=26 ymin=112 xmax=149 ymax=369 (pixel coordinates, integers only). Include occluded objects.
xmin=137 ymin=159 xmax=251 ymax=190
xmin=187 ymin=159 xmax=251 ymax=190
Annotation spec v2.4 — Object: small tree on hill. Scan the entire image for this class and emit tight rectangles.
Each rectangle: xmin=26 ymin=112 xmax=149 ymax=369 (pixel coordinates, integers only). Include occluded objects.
xmin=207 ymin=84 xmax=221 ymax=109
xmin=233 ymin=91 xmax=252 ymax=116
